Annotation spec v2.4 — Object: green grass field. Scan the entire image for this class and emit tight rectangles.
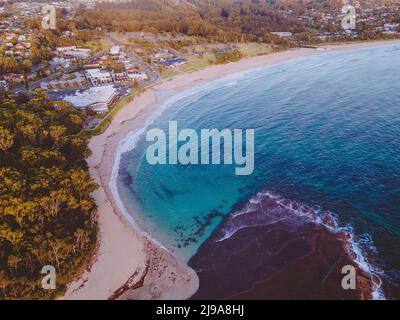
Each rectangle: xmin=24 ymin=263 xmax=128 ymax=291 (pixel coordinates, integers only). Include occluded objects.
xmin=180 ymin=42 xmax=273 ymax=73
xmin=181 ymin=54 xmax=215 ymax=73
xmin=85 ymin=37 xmax=114 ymax=53
xmin=185 ymin=43 xmax=272 ymax=57
xmin=235 ymin=43 xmax=273 ymax=56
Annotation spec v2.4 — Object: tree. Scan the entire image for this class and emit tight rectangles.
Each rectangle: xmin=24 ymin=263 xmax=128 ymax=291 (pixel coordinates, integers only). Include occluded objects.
xmin=0 ymin=127 xmax=14 ymax=152
xmin=0 ymin=91 xmax=98 ymax=299
xmin=49 ymin=125 xmax=67 ymax=148
xmin=0 ymin=56 xmax=20 ymax=73
xmin=22 ymin=59 xmax=33 ymax=91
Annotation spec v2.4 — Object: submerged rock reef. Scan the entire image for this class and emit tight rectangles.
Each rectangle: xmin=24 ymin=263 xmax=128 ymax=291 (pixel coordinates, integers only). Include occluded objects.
xmin=189 ymin=191 xmax=377 ymax=300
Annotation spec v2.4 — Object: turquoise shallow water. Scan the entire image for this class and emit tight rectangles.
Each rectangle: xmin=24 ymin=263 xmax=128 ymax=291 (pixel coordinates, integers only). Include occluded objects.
xmin=117 ymin=44 xmax=400 ymax=295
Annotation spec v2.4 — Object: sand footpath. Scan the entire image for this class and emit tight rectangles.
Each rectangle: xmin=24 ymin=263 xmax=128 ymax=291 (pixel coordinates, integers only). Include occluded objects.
xmin=63 ymin=39 xmax=400 ymax=300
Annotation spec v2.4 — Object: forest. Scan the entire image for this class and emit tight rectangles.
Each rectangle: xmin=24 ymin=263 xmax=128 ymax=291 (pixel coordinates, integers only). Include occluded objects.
xmin=0 ymin=89 xmax=98 ymax=299
xmin=71 ymin=0 xmax=397 ymax=43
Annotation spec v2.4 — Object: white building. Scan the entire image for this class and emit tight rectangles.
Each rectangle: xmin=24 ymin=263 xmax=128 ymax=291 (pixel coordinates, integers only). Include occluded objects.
xmin=56 ymin=46 xmax=77 ymax=52
xmin=271 ymin=32 xmax=293 ymax=38
xmin=63 ymin=48 xmax=91 ymax=60
xmin=85 ymin=69 xmax=113 ymax=86
xmin=49 ymin=57 xmax=72 ymax=70
xmin=110 ymin=45 xmax=121 ymax=55
xmin=62 ymin=86 xmax=118 ymax=113
xmin=128 ymin=72 xmax=148 ymax=81
xmin=41 ymin=72 xmax=89 ymax=91
xmin=384 ymin=23 xmax=399 ymax=31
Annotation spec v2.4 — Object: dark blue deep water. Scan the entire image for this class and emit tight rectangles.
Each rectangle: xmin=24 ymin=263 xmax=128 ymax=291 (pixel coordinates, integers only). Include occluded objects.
xmin=118 ymin=44 xmax=400 ymax=298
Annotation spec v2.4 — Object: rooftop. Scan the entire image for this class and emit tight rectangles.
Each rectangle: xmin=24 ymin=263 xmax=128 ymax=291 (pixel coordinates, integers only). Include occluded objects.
xmin=110 ymin=46 xmax=121 ymax=55
xmin=62 ymin=85 xmax=117 ymax=109
xmin=85 ymin=68 xmax=112 ymax=78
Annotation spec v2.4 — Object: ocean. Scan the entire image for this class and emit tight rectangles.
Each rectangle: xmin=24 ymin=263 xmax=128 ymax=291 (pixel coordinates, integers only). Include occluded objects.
xmin=116 ymin=44 xmax=400 ymax=299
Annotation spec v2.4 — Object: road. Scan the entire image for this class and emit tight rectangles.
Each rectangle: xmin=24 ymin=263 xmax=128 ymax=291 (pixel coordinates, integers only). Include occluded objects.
xmin=15 ymin=35 xmax=161 ymax=93
xmin=107 ymin=33 xmax=161 ymax=87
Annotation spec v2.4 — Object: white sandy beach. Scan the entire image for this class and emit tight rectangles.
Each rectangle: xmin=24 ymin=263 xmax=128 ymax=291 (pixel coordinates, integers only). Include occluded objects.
xmin=63 ymin=39 xmax=400 ymax=300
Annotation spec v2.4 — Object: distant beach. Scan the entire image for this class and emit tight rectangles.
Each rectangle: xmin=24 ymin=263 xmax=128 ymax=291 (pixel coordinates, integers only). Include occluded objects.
xmin=63 ymin=39 xmax=400 ymax=300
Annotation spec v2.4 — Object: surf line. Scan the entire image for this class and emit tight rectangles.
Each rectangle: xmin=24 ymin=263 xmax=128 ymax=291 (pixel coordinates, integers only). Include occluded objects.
xmin=145 ymin=121 xmax=255 ymax=176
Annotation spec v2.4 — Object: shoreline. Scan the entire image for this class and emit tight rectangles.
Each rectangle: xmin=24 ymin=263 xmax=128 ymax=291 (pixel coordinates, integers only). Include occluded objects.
xmin=63 ymin=39 xmax=400 ymax=300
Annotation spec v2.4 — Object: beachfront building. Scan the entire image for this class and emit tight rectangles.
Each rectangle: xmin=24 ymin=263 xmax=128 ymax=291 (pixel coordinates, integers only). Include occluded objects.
xmin=49 ymin=57 xmax=72 ymax=71
xmin=83 ymin=62 xmax=101 ymax=69
xmin=63 ymin=48 xmax=91 ymax=60
xmin=110 ymin=45 xmax=121 ymax=55
xmin=62 ymin=85 xmax=118 ymax=113
xmin=56 ymin=46 xmax=77 ymax=53
xmin=271 ymin=32 xmax=293 ymax=38
xmin=85 ymin=69 xmax=113 ymax=86
xmin=41 ymin=73 xmax=89 ymax=91
xmin=2 ymin=73 xmax=24 ymax=85
xmin=112 ymin=72 xmax=131 ymax=84
xmin=160 ymin=57 xmax=187 ymax=68
xmin=128 ymin=71 xmax=148 ymax=81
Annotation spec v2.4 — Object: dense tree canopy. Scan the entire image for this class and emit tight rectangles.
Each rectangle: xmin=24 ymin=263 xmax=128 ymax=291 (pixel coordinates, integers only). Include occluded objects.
xmin=0 ymin=90 xmax=98 ymax=299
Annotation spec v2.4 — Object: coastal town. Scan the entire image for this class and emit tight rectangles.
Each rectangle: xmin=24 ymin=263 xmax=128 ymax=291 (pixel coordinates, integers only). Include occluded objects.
xmin=1 ymin=0 xmax=400 ymax=133
xmin=0 ymin=1 xmax=195 ymax=131
xmin=1 ymin=0 xmax=400 ymax=303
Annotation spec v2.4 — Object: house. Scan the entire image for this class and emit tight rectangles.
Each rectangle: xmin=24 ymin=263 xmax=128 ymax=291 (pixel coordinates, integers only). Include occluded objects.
xmin=215 ymin=47 xmax=235 ymax=54
xmin=5 ymin=33 xmax=16 ymax=41
xmin=63 ymin=31 xmax=74 ymax=37
xmin=110 ymin=46 xmax=121 ymax=55
xmin=63 ymin=48 xmax=91 ymax=60
xmin=56 ymin=46 xmax=77 ymax=53
xmin=49 ymin=57 xmax=72 ymax=71
xmin=112 ymin=72 xmax=131 ymax=83
xmin=3 ymin=73 xmax=24 ymax=84
xmin=85 ymin=69 xmax=113 ymax=86
xmin=128 ymin=71 xmax=148 ymax=81
xmin=383 ymin=23 xmax=399 ymax=32
xmin=41 ymin=73 xmax=89 ymax=91
xmin=62 ymin=85 xmax=119 ymax=113
xmin=271 ymin=32 xmax=293 ymax=38
xmin=160 ymin=57 xmax=187 ymax=68
xmin=21 ymin=42 xmax=31 ymax=49
xmin=125 ymin=65 xmax=140 ymax=73
xmin=83 ymin=62 xmax=101 ymax=69
xmin=0 ymin=80 xmax=9 ymax=91
xmin=154 ymin=49 xmax=174 ymax=59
